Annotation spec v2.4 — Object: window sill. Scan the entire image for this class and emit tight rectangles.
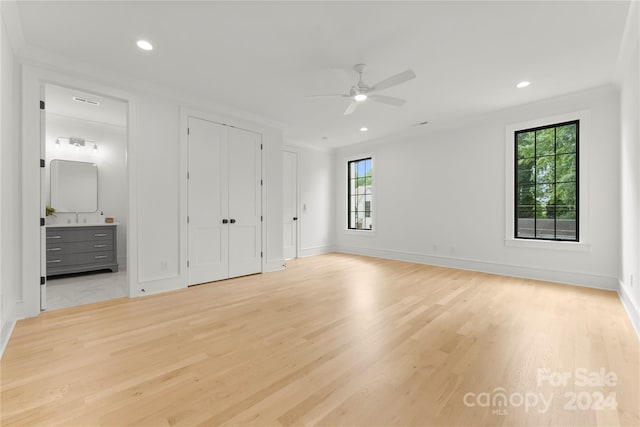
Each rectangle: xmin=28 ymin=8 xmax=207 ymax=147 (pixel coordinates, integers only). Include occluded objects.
xmin=505 ymin=238 xmax=590 ymax=252
xmin=344 ymin=229 xmax=377 ymax=237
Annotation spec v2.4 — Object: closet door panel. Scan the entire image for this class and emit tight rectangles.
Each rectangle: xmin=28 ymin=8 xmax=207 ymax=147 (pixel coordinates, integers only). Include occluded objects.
xmin=228 ymin=127 xmax=262 ymax=278
xmin=187 ymin=117 xmax=229 ymax=285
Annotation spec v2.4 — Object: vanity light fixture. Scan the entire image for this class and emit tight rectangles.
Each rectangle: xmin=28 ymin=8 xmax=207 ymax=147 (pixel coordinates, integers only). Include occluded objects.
xmin=70 ymin=137 xmax=85 ymax=150
xmin=56 ymin=136 xmax=98 ymax=152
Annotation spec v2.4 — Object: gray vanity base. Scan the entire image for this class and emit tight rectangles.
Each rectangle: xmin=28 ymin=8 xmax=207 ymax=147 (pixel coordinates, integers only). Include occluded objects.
xmin=46 ymin=225 xmax=118 ymax=277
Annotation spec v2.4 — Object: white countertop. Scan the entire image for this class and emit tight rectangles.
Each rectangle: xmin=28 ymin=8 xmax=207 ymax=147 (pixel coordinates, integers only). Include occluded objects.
xmin=46 ymin=222 xmax=119 ymax=228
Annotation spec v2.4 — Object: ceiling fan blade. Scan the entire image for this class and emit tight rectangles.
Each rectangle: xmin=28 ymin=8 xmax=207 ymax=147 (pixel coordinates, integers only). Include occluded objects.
xmin=369 ymin=94 xmax=406 ymax=106
xmin=371 ymin=69 xmax=416 ymax=92
xmin=305 ymin=94 xmax=351 ymax=98
xmin=344 ymin=101 xmax=359 ymax=115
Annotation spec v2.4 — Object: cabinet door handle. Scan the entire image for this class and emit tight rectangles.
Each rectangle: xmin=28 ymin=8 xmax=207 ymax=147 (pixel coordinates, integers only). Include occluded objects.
xmin=94 ymin=233 xmax=108 ymax=237
xmin=94 ymin=244 xmax=108 ymax=248
xmin=47 ymin=259 xmax=62 ymax=263
xmin=47 ymin=248 xmax=61 ymax=251
xmin=94 ymin=255 xmax=108 ymax=259
xmin=47 ymin=236 xmax=61 ymax=239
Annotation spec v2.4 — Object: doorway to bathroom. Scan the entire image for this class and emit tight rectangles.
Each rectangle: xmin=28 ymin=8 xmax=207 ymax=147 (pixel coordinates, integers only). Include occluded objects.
xmin=43 ymin=83 xmax=128 ymax=310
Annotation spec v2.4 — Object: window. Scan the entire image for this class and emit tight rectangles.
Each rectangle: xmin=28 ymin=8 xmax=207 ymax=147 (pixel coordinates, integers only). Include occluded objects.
xmin=515 ymin=120 xmax=579 ymax=241
xmin=348 ymin=157 xmax=372 ymax=230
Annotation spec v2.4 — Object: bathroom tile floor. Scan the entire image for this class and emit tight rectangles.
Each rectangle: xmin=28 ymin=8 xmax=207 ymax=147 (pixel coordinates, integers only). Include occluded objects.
xmin=46 ymin=269 xmax=128 ymax=311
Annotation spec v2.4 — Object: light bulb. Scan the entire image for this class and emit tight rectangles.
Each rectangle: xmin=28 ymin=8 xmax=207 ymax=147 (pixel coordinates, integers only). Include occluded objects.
xmin=137 ymin=40 xmax=153 ymax=51
xmin=354 ymin=94 xmax=367 ymax=102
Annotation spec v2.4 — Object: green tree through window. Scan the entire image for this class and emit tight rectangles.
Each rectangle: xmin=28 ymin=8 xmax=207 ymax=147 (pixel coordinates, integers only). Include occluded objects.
xmin=515 ymin=121 xmax=578 ymax=241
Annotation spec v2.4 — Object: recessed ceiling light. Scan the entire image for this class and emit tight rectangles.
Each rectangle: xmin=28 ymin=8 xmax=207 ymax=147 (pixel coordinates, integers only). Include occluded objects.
xmin=360 ymin=127 xmax=368 ymax=132
xmin=354 ymin=94 xmax=367 ymax=102
xmin=136 ymin=40 xmax=153 ymax=51
xmin=516 ymin=81 xmax=530 ymax=88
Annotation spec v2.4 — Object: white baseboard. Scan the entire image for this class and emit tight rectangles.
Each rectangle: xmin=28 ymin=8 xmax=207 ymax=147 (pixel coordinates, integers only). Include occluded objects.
xmin=135 ymin=274 xmax=186 ymax=297
xmin=300 ymin=245 xmax=334 ymax=258
xmin=117 ymin=256 xmax=127 ymax=269
xmin=264 ymin=259 xmax=285 ymax=273
xmin=336 ymin=245 xmax=619 ymax=291
xmin=618 ymin=280 xmax=640 ymax=340
xmin=1 ymin=318 xmax=17 ymax=359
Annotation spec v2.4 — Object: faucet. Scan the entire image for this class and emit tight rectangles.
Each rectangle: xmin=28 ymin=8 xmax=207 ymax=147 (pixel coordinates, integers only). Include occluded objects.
xmin=75 ymin=212 xmax=79 ymax=223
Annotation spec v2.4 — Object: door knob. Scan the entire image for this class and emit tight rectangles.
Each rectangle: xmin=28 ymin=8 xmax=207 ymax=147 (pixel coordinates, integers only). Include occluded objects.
xmin=293 ymin=217 xmax=298 ymax=221
xmin=230 ymin=219 xmax=236 ymax=224
xmin=222 ymin=219 xmax=229 ymax=224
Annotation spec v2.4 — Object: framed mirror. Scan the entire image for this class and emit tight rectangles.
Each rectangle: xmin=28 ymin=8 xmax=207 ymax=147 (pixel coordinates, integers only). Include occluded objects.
xmin=50 ymin=159 xmax=98 ymax=212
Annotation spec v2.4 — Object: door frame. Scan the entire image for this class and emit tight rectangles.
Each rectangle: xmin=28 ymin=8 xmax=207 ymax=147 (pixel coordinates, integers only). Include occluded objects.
xmin=20 ymin=65 xmax=137 ymax=319
xmin=282 ymin=147 xmax=301 ymax=259
xmin=180 ymin=107 xmax=266 ymax=280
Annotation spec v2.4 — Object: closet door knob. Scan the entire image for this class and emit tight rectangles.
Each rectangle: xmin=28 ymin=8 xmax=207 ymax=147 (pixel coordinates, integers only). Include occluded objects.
xmin=230 ymin=219 xmax=236 ymax=224
xmin=222 ymin=219 xmax=229 ymax=224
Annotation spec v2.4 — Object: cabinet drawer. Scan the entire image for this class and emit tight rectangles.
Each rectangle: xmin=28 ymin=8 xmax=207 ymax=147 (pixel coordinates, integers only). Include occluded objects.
xmin=46 ymin=227 xmax=114 ymax=243
xmin=46 ymin=240 xmax=114 ymax=255
xmin=47 ymin=251 xmax=114 ymax=267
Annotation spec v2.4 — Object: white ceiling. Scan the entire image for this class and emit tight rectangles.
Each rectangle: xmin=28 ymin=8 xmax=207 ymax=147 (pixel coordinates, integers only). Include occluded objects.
xmin=46 ymin=84 xmax=128 ymax=127
xmin=14 ymin=1 xmax=631 ymax=148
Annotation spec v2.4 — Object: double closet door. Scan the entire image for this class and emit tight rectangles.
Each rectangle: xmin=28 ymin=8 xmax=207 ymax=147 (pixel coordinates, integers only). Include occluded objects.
xmin=188 ymin=117 xmax=262 ymax=285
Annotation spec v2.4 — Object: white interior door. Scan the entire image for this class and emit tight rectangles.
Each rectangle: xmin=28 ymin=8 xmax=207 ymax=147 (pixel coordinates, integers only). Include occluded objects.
xmin=228 ymin=127 xmax=262 ymax=277
xmin=188 ymin=117 xmax=229 ymax=285
xmin=282 ymin=151 xmax=298 ymax=260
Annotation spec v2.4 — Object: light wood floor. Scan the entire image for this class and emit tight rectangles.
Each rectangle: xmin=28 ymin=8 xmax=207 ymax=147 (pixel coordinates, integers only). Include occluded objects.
xmin=1 ymin=253 xmax=638 ymax=426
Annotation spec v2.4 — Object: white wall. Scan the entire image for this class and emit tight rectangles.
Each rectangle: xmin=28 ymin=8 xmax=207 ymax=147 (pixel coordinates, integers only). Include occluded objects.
xmin=619 ymin=1 xmax=640 ymax=335
xmin=0 ymin=5 xmax=21 ymax=355
xmin=45 ymin=114 xmax=128 ymax=266
xmin=300 ymin=146 xmax=334 ymax=256
xmin=284 ymin=145 xmax=335 ymax=257
xmin=136 ymin=97 xmax=181 ymax=290
xmin=264 ymin=127 xmax=285 ymax=271
xmin=335 ymin=86 xmax=621 ymax=290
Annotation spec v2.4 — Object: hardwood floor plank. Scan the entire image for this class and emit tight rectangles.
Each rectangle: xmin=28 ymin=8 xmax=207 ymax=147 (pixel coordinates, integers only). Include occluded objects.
xmin=1 ymin=253 xmax=638 ymax=426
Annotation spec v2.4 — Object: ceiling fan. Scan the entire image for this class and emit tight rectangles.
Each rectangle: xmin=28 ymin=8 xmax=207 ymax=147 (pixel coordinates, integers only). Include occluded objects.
xmin=306 ymin=64 xmax=416 ymax=115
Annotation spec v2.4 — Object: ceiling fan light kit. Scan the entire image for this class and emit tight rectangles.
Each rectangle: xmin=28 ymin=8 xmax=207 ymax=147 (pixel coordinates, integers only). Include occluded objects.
xmin=307 ymin=63 xmax=416 ymax=115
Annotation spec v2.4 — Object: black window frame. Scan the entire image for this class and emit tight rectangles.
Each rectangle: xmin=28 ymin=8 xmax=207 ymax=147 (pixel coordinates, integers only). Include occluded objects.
xmin=514 ymin=120 xmax=579 ymax=242
xmin=347 ymin=157 xmax=373 ymax=230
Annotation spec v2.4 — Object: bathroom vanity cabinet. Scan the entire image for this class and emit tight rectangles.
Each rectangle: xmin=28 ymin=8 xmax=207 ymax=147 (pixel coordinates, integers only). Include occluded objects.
xmin=46 ymin=224 xmax=118 ymax=277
